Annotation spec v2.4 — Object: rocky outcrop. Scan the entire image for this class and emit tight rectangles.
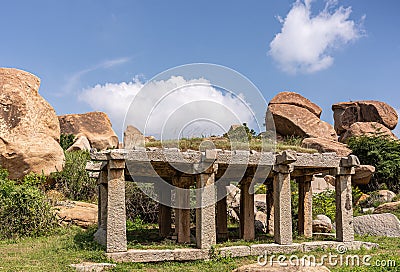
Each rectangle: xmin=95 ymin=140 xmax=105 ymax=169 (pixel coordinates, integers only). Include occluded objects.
xmin=301 ymin=137 xmax=351 ymax=157
xmin=269 ymin=91 xmax=322 ymax=117
xmin=339 ymin=122 xmax=397 ymax=143
xmin=55 ymin=200 xmax=98 ymax=228
xmin=267 ymin=104 xmax=337 ymax=140
xmin=332 ymin=100 xmax=398 ymax=139
xmin=353 ymin=213 xmax=400 ymax=237
xmin=59 ymin=112 xmax=118 ymax=150
xmin=0 ymin=68 xmax=64 ymax=180
xmin=123 ymin=125 xmax=145 ymax=149
xmin=66 ymin=135 xmax=91 ymax=152
xmin=353 ymin=165 xmax=375 ymax=185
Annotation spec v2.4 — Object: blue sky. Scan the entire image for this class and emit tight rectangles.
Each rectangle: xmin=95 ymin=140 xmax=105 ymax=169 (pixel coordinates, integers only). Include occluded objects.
xmin=2 ymin=0 xmax=400 ymax=138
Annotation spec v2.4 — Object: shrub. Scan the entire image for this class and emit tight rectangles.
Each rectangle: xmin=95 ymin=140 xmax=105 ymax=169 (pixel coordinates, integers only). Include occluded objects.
xmin=348 ymin=135 xmax=400 ymax=193
xmin=312 ymin=189 xmax=336 ymax=222
xmin=0 ymin=169 xmax=57 ymax=239
xmin=125 ymin=182 xmax=159 ymax=224
xmin=60 ymin=134 xmax=75 ymax=151
xmin=51 ymin=150 xmax=97 ymax=202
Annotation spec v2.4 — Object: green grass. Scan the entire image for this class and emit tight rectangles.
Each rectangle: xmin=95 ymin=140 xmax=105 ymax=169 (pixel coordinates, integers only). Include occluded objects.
xmin=145 ymin=137 xmax=317 ymax=153
xmin=0 ymin=226 xmax=399 ymax=271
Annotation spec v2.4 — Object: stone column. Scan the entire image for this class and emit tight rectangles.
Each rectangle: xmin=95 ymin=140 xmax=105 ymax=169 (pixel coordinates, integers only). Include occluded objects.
xmin=240 ymin=176 xmax=255 ymax=241
xmin=156 ymin=181 xmax=172 ymax=238
xmin=216 ymin=180 xmax=228 ymax=241
xmin=173 ymin=176 xmax=191 ymax=244
xmin=196 ymin=164 xmax=217 ymax=249
xmin=273 ymin=164 xmax=293 ymax=245
xmin=94 ymin=169 xmax=108 ymax=246
xmin=106 ymin=158 xmax=127 ymax=253
xmin=265 ymin=179 xmax=274 ymax=235
xmin=297 ymin=175 xmax=313 ymax=238
xmin=334 ymin=155 xmax=358 ymax=242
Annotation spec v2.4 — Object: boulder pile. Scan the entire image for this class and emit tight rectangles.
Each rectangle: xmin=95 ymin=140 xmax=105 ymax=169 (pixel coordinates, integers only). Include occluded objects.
xmin=266 ymin=92 xmax=351 ymax=156
xmin=332 ymin=101 xmax=398 ymax=143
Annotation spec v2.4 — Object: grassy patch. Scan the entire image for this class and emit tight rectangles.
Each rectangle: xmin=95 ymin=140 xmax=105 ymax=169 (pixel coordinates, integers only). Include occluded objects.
xmin=145 ymin=137 xmax=316 ymax=153
xmin=1 ymin=227 xmax=400 ymax=271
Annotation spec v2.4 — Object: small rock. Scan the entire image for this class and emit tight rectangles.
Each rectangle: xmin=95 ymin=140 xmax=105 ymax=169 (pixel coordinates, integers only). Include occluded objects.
xmin=374 ymin=201 xmax=400 ymax=214
xmin=353 ymin=213 xmax=400 ymax=237
xmin=255 ymin=211 xmax=267 ymax=233
xmin=67 ymin=135 xmax=91 ymax=152
xmin=55 ymin=201 xmax=98 ymax=228
xmin=312 ymin=219 xmax=332 ymax=233
xmin=70 ymin=262 xmax=116 ymax=272
xmin=254 ymin=194 xmax=267 ymax=212
xmin=377 ymin=190 xmax=396 ymax=203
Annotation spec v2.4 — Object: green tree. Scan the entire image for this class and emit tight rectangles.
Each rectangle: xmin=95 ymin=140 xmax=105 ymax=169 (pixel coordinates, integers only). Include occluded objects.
xmin=348 ymin=135 xmax=400 ymax=193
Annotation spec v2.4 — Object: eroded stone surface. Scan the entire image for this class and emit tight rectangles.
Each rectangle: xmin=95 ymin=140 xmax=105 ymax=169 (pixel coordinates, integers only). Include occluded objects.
xmin=269 ymin=91 xmax=323 ymax=117
xmin=59 ymin=112 xmax=118 ymax=150
xmin=0 ymin=68 xmax=64 ymax=179
xmin=267 ymin=104 xmax=337 ymax=140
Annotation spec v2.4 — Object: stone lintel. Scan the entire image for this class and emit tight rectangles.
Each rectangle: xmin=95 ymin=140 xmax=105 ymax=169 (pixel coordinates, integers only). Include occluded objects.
xmin=90 ymin=151 xmax=109 ymax=161
xmin=340 ymin=155 xmax=360 ymax=168
xmin=275 ymin=150 xmax=297 ymax=165
xmin=86 ymin=161 xmax=108 ymax=172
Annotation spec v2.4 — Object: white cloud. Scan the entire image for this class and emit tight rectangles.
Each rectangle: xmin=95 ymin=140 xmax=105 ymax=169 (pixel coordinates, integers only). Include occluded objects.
xmin=79 ymin=76 xmax=255 ymax=139
xmin=269 ymin=0 xmax=364 ymax=74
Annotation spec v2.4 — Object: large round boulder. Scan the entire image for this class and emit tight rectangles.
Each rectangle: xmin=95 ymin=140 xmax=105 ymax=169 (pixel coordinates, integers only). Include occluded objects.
xmin=267 ymin=104 xmax=337 ymax=140
xmin=332 ymin=101 xmax=398 ymax=134
xmin=269 ymin=91 xmax=322 ymax=117
xmin=339 ymin=122 xmax=397 ymax=143
xmin=0 ymin=68 xmax=64 ymax=179
xmin=58 ymin=112 xmax=119 ymax=150
xmin=301 ymin=137 xmax=351 ymax=157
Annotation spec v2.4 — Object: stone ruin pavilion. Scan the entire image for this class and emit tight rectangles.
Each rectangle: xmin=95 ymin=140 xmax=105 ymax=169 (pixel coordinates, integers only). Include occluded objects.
xmin=86 ymin=148 xmax=375 ymax=262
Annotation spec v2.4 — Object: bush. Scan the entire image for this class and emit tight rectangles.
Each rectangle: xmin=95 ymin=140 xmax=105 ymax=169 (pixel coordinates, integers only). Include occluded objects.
xmin=312 ymin=189 xmax=336 ymax=222
xmin=348 ymin=135 xmax=400 ymax=193
xmin=125 ymin=183 xmax=159 ymax=224
xmin=51 ymin=150 xmax=97 ymax=202
xmin=60 ymin=134 xmax=75 ymax=151
xmin=0 ymin=169 xmax=57 ymax=239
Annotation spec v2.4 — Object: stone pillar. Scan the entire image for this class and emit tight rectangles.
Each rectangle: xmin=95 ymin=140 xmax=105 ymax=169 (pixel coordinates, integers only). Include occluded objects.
xmin=297 ymin=175 xmax=313 ymax=238
xmin=106 ymin=158 xmax=127 ymax=253
xmin=334 ymin=156 xmax=358 ymax=242
xmin=216 ymin=180 xmax=228 ymax=241
xmin=94 ymin=169 xmax=108 ymax=246
xmin=196 ymin=164 xmax=217 ymax=249
xmin=265 ymin=179 xmax=274 ymax=235
xmin=173 ymin=176 xmax=191 ymax=244
xmin=273 ymin=164 xmax=293 ymax=245
xmin=240 ymin=176 xmax=255 ymax=241
xmin=156 ymin=182 xmax=172 ymax=238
